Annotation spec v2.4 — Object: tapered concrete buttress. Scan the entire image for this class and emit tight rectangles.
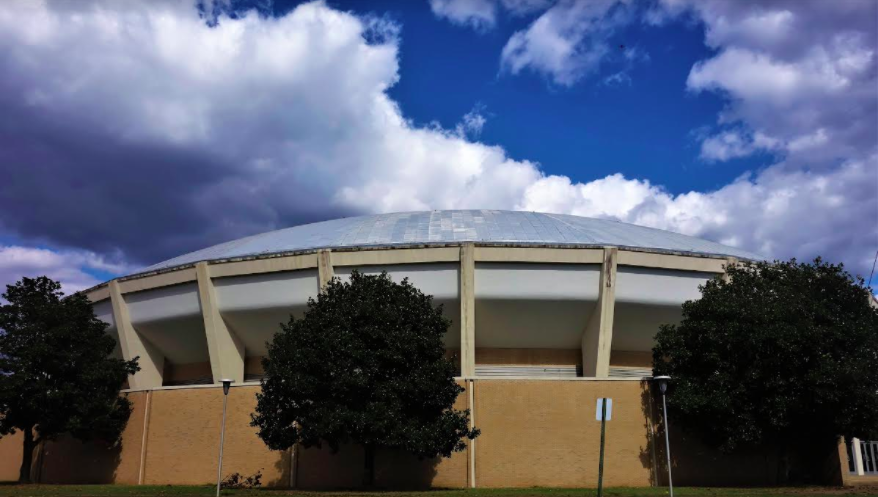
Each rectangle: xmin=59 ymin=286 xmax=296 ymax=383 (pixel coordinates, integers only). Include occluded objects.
xmin=109 ymin=280 xmax=164 ymax=388
xmin=318 ymin=249 xmax=334 ymax=290
xmin=460 ymin=244 xmax=476 ymax=378
xmin=581 ymin=247 xmax=617 ymax=378
xmin=196 ymin=262 xmax=245 ymax=384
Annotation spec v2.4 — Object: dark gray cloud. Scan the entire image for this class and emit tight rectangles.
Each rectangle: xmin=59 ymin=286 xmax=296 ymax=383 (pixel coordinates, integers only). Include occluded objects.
xmin=0 ymin=94 xmax=348 ymax=265
xmin=0 ymin=0 xmax=545 ymax=278
xmin=0 ymin=0 xmax=874 ymax=296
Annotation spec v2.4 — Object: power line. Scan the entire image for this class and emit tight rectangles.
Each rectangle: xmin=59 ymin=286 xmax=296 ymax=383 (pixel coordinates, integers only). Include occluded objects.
xmin=869 ymin=248 xmax=878 ymax=290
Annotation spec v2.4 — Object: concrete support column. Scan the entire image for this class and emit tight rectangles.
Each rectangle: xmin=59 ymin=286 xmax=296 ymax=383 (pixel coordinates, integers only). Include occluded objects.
xmin=317 ymin=249 xmax=334 ymax=290
xmin=196 ymin=262 xmax=245 ymax=383
xmin=581 ymin=246 xmax=618 ymax=378
xmin=109 ymin=280 xmax=164 ymax=389
xmin=723 ymin=256 xmax=738 ymax=283
xmin=852 ymin=437 xmax=865 ymax=475
xmin=460 ymin=243 xmax=476 ymax=377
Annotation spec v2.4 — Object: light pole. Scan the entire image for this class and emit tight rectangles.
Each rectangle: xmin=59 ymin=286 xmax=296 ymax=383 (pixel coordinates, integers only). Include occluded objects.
xmin=654 ymin=375 xmax=673 ymax=497
xmin=216 ymin=379 xmax=233 ymax=497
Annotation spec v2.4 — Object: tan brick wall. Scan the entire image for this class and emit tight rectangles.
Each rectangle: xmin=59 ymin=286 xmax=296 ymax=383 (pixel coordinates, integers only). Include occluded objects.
xmin=296 ymin=444 xmax=362 ymax=489
xmin=38 ymin=391 xmax=147 ymax=484
xmin=660 ymin=425 xmax=779 ymax=486
xmin=0 ymin=392 xmax=146 ymax=484
xmin=296 ymin=380 xmax=469 ymax=489
xmin=143 ymin=386 xmax=290 ymax=486
xmin=476 ymin=348 xmax=580 ymax=366
xmin=0 ymin=432 xmax=23 ymax=482
xmin=0 ymin=379 xmax=849 ymax=488
xmin=660 ymin=430 xmax=844 ymax=486
xmin=296 ymin=444 xmax=466 ymax=489
xmin=474 ymin=379 xmax=655 ymax=487
xmin=141 ymin=382 xmax=465 ymax=489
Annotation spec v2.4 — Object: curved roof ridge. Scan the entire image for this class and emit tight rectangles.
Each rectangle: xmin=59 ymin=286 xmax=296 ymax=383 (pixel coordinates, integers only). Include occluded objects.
xmin=136 ymin=210 xmax=763 ymax=276
xmin=540 ymin=212 xmax=602 ymax=244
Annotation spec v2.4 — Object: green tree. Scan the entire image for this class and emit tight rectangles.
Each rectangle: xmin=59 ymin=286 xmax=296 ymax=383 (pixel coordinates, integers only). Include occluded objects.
xmin=251 ymin=270 xmax=478 ymax=486
xmin=653 ymin=258 xmax=878 ymax=482
xmin=0 ymin=276 xmax=139 ymax=483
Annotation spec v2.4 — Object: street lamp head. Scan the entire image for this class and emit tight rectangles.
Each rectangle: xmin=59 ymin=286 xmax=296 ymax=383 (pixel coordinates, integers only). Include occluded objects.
xmin=653 ymin=375 xmax=671 ymax=394
xmin=221 ymin=379 xmax=234 ymax=395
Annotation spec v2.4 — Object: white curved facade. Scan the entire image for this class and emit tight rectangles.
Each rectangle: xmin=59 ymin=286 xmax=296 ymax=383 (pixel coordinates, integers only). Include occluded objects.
xmin=84 ymin=210 xmax=755 ymax=389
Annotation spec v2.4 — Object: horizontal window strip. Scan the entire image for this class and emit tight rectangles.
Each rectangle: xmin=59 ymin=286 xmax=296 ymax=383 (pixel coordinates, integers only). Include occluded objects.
xmin=608 ymin=367 xmax=653 ymax=379
xmin=163 ymin=376 xmax=214 ymax=387
xmin=475 ymin=365 xmax=580 ymax=378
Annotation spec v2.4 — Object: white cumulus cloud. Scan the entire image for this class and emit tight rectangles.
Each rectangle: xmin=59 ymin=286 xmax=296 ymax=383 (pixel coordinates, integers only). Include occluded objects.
xmin=0 ymin=246 xmax=131 ymax=297
xmin=674 ymin=0 xmax=877 ymax=168
xmin=0 ymin=0 xmax=874 ymax=294
xmin=500 ymin=0 xmax=632 ymax=86
xmin=429 ymin=0 xmax=497 ymax=31
xmin=520 ymin=157 xmax=877 ymax=277
xmin=428 ymin=0 xmax=553 ymax=31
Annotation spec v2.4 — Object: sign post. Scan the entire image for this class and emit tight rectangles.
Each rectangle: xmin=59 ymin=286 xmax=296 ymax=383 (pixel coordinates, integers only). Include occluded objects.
xmin=596 ymin=398 xmax=612 ymax=497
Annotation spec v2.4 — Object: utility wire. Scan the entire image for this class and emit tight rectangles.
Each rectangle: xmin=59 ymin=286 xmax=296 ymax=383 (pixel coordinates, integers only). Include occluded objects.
xmin=868 ymin=248 xmax=878 ymax=290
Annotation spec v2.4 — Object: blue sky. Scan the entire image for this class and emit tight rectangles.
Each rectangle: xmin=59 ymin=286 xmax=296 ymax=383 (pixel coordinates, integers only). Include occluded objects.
xmin=0 ymin=0 xmax=875 ymax=294
xmin=379 ymin=2 xmax=745 ymax=192
xmin=282 ymin=0 xmax=765 ymax=194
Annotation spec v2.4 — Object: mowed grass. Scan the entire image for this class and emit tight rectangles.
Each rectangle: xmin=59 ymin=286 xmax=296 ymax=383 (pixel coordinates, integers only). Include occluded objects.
xmin=0 ymin=486 xmax=876 ymax=497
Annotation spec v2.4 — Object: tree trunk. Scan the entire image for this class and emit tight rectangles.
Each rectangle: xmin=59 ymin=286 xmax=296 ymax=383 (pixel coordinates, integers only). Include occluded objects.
xmin=776 ymin=443 xmax=790 ymax=485
xmin=18 ymin=426 xmax=35 ymax=484
xmin=362 ymin=444 xmax=375 ymax=487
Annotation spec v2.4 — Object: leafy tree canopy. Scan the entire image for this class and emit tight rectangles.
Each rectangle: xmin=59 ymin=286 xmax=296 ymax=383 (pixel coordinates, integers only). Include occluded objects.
xmin=0 ymin=276 xmax=139 ymax=482
xmin=653 ymin=258 xmax=878 ymax=475
xmin=251 ymin=270 xmax=478 ymax=485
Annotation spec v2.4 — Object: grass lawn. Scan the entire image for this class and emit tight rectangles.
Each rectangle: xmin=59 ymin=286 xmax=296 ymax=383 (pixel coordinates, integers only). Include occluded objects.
xmin=0 ymin=486 xmax=876 ymax=497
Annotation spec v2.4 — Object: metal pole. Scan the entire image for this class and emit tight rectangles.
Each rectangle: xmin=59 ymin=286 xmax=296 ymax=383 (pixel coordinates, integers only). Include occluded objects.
xmin=597 ymin=398 xmax=607 ymax=497
xmin=661 ymin=391 xmax=674 ymax=497
xmin=216 ymin=392 xmax=228 ymax=497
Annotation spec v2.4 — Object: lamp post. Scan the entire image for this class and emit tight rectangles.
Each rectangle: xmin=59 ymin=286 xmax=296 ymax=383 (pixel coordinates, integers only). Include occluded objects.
xmin=654 ymin=375 xmax=673 ymax=497
xmin=216 ymin=379 xmax=233 ymax=497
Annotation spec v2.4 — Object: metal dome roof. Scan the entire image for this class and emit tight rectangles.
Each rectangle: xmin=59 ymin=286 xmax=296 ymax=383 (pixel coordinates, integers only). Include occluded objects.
xmin=140 ymin=210 xmax=762 ymax=275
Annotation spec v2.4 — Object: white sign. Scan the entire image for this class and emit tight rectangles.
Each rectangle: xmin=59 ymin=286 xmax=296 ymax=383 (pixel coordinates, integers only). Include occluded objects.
xmin=595 ymin=398 xmax=613 ymax=421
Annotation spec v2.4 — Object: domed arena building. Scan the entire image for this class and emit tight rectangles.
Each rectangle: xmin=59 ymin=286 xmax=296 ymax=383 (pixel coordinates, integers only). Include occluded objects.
xmin=3 ymin=210 xmax=848 ymax=488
